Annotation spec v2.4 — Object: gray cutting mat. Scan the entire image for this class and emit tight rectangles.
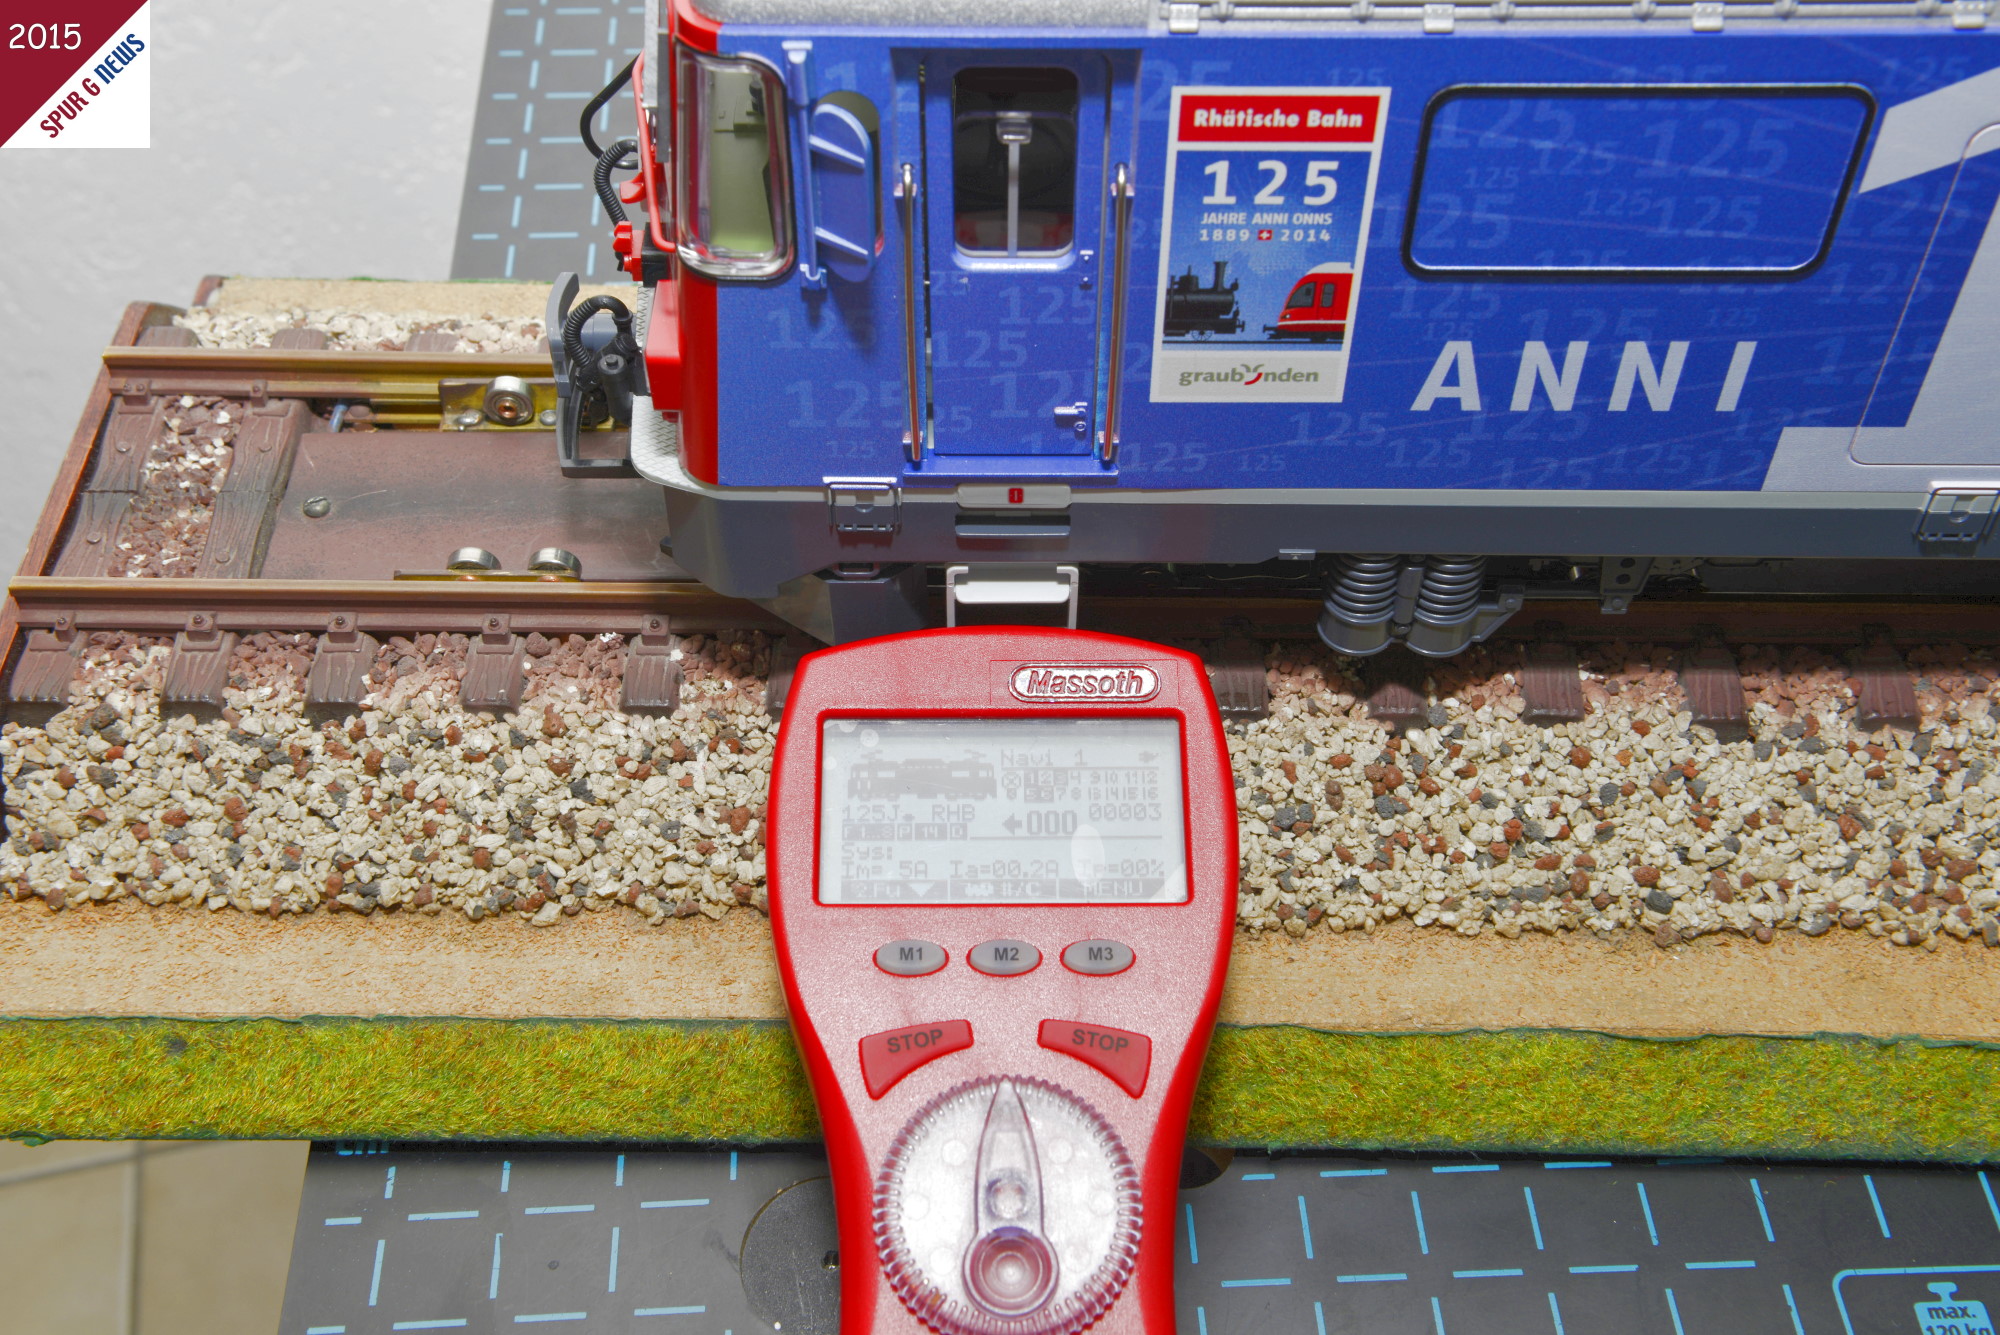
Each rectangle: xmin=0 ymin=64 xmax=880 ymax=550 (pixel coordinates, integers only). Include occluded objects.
xmin=282 ymin=1143 xmax=2000 ymax=1334
xmin=451 ymin=1 xmax=645 ymax=282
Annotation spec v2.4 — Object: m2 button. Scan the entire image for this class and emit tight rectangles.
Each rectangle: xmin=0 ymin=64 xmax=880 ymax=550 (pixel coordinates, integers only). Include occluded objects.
xmin=969 ymin=939 xmax=1040 ymax=976
xmin=859 ymin=1020 xmax=974 ymax=1099
xmin=875 ymin=939 xmax=947 ymax=977
xmin=1061 ymin=940 xmax=1135 ymax=976
xmin=1038 ymin=1020 xmax=1151 ymax=1098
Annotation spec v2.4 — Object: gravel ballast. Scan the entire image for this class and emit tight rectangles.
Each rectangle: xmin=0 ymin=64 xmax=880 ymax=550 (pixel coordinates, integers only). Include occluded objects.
xmin=4 ymin=635 xmax=1996 ymax=952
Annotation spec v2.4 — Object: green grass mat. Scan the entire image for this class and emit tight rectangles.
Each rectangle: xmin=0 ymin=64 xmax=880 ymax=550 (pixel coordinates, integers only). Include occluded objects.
xmin=4 ymin=1019 xmax=1995 ymax=1161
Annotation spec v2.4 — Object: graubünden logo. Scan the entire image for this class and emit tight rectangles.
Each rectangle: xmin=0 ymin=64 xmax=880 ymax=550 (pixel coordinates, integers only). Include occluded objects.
xmin=1010 ymin=664 xmax=1161 ymax=703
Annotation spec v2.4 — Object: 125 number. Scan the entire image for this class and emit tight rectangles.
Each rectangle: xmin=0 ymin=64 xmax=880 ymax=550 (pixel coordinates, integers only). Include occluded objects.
xmin=1203 ymin=159 xmax=1340 ymax=206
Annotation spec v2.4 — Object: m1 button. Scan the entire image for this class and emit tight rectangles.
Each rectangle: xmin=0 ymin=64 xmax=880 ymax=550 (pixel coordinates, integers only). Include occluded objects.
xmin=859 ymin=1020 xmax=974 ymax=1099
xmin=1037 ymin=1019 xmax=1151 ymax=1098
xmin=875 ymin=939 xmax=947 ymax=977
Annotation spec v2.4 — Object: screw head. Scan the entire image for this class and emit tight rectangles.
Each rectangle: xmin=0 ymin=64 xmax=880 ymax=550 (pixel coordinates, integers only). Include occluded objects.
xmin=303 ymin=497 xmax=332 ymax=519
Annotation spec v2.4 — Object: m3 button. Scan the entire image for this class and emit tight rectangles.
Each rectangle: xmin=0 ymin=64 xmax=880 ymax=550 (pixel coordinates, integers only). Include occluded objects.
xmin=859 ymin=1020 xmax=973 ymax=1099
xmin=1037 ymin=1019 xmax=1151 ymax=1098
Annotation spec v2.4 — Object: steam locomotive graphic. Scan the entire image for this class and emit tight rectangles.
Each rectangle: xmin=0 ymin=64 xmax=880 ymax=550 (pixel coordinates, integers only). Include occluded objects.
xmin=1164 ymin=260 xmax=1355 ymax=342
xmin=1162 ymin=261 xmax=1244 ymax=338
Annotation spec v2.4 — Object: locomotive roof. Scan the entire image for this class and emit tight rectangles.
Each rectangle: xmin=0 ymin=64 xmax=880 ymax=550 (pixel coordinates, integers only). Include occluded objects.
xmin=694 ymin=0 xmax=1965 ymax=25
xmin=696 ymin=0 xmax=1153 ymax=26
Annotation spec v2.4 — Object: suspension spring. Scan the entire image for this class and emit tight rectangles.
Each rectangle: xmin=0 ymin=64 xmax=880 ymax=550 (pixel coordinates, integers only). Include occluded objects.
xmin=1325 ymin=554 xmax=1402 ymax=625
xmin=1413 ymin=555 xmax=1486 ymax=626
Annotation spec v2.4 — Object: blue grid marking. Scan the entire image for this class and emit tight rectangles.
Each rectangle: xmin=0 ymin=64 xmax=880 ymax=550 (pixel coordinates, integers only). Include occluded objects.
xmin=525 ymin=1204 xmax=594 ymax=1215
xmin=394 ymin=1323 xmax=467 ymax=1331
xmin=1434 ymin=1165 xmax=1500 ymax=1174
xmin=1298 ymin=1196 xmax=1315 ymax=1260
xmin=1864 ymin=1175 xmax=1892 ymax=1238
xmin=1570 ymin=1265 xmax=1640 ymax=1274
xmin=1544 ymin=1162 xmax=1612 ymax=1170
xmin=325 ymin=1217 xmax=362 ymax=1226
xmin=515 ymin=1315 xmax=588 ymax=1324
xmin=1241 ymin=1173 xmax=1276 ymax=1181
xmin=1525 ymin=1187 xmax=1544 ymax=1251
xmin=1337 ymin=1274 xmax=1408 ymax=1283
xmin=1322 ymin=1168 xmax=1388 ymax=1178
xmin=1752 ymin=1178 xmax=1775 ymax=1242
xmin=1637 ymin=1183 xmax=1659 ymax=1246
xmin=1412 ymin=1191 xmax=1429 ymax=1255
xmin=635 ymin=1309 xmax=706 ymax=1318
xmin=1221 ymin=1278 xmax=1292 ymax=1288
xmin=408 ymin=1212 xmax=480 ymax=1221
xmin=640 ymin=1199 xmax=710 ymax=1209
xmin=1548 ymin=1292 xmax=1566 ymax=1335
xmin=1686 ymin=1260 xmax=1756 ymax=1270
xmin=1454 ymin=1270 xmax=1525 ymax=1279
xmin=1185 ymin=1202 xmax=1199 ymax=1265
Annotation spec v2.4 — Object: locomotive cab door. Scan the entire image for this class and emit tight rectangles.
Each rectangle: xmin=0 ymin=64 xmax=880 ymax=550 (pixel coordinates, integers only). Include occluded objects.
xmin=920 ymin=55 xmax=1109 ymax=458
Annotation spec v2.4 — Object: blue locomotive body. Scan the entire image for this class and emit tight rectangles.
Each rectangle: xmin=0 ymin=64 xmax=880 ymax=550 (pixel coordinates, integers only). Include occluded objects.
xmin=567 ymin=0 xmax=2000 ymax=648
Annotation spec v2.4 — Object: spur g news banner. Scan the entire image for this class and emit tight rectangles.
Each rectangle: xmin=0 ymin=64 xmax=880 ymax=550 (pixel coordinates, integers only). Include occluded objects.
xmin=0 ymin=0 xmax=150 ymax=148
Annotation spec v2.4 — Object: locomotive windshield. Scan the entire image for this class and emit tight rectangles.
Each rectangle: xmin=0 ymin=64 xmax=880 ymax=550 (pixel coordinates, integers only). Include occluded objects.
xmin=953 ymin=68 xmax=1079 ymax=258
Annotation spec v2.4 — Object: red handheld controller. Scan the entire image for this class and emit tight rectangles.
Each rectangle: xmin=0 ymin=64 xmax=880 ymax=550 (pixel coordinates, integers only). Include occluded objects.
xmin=768 ymin=627 xmax=1237 ymax=1335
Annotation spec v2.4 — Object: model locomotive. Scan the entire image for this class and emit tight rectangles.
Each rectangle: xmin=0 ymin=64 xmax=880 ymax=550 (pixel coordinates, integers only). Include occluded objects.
xmin=551 ymin=0 xmax=2000 ymax=653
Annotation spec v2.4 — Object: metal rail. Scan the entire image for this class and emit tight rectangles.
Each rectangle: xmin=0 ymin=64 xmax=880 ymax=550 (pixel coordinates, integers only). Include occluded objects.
xmin=6 ymin=576 xmax=782 ymax=637
xmin=11 ymin=577 xmax=1996 ymax=644
xmin=99 ymin=347 xmax=555 ymax=428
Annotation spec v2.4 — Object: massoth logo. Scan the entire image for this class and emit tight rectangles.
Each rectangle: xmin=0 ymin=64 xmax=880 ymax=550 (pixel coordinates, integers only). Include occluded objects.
xmin=1010 ymin=664 xmax=1162 ymax=703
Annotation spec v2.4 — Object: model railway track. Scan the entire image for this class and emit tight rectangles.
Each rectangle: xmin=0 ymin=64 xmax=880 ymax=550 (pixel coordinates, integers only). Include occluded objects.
xmin=3 ymin=298 xmax=1995 ymax=735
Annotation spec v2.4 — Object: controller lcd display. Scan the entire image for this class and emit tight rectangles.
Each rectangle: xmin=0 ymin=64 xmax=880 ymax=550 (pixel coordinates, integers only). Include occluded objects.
xmin=818 ymin=717 xmax=1189 ymax=905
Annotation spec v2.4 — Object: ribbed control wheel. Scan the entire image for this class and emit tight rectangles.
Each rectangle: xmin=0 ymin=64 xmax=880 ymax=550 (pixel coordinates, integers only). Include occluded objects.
xmin=874 ymin=1076 xmax=1140 ymax=1335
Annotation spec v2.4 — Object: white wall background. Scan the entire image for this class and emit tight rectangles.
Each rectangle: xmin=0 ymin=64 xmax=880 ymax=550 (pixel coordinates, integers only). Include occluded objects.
xmin=0 ymin=0 xmax=491 ymax=574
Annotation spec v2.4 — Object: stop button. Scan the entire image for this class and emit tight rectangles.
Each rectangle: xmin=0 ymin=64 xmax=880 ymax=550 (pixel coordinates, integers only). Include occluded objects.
xmin=859 ymin=1020 xmax=975 ymax=1099
xmin=1037 ymin=1019 xmax=1152 ymax=1097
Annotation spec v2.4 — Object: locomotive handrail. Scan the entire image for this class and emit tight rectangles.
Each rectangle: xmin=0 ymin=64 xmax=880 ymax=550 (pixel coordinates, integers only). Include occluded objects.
xmin=1100 ymin=162 xmax=1135 ymax=467
xmin=896 ymin=161 xmax=923 ymax=465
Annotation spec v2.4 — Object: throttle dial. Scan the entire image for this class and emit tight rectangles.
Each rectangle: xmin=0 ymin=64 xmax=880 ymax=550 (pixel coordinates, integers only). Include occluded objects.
xmin=874 ymin=1076 xmax=1140 ymax=1335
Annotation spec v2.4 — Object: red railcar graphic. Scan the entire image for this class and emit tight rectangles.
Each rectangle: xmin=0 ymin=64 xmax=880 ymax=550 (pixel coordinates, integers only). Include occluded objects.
xmin=1266 ymin=262 xmax=1354 ymax=342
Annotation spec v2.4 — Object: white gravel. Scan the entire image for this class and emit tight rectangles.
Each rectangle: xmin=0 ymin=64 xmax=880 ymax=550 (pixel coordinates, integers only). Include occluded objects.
xmin=5 ymin=635 xmax=1995 ymax=950
xmin=174 ymin=307 xmax=549 ymax=354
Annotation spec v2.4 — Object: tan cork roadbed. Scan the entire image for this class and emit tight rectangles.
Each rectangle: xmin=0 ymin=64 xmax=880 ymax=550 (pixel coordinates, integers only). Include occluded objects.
xmin=6 ymin=901 xmax=1997 ymax=1042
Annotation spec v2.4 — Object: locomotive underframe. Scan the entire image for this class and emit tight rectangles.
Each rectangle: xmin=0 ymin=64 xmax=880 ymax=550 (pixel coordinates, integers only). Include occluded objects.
xmin=648 ymin=461 xmax=1999 ymax=643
